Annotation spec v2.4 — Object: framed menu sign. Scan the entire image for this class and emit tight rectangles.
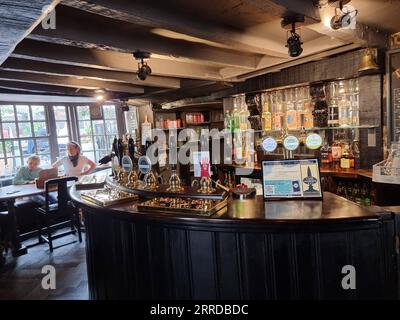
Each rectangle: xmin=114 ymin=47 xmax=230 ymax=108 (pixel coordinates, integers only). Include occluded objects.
xmin=261 ymin=159 xmax=322 ymax=200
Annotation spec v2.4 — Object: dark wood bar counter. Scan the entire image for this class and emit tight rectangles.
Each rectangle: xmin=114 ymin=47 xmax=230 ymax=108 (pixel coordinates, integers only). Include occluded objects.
xmin=70 ymin=187 xmax=400 ymax=300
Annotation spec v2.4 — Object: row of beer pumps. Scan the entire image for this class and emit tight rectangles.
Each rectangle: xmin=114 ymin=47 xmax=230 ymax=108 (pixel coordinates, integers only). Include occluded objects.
xmin=108 ymin=133 xmax=218 ymax=194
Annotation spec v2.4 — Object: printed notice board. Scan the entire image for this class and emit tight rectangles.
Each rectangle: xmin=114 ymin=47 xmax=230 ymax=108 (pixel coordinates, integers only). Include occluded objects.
xmin=261 ymin=159 xmax=322 ymax=200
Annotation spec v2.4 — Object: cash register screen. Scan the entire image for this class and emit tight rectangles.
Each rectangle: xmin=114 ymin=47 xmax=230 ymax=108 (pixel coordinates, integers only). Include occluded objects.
xmin=261 ymin=159 xmax=322 ymax=200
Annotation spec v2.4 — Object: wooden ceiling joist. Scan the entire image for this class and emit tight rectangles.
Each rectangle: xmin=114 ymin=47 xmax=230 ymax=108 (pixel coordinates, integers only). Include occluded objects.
xmin=0 ymin=70 xmax=144 ymax=94
xmin=0 ymin=80 xmax=95 ymax=96
xmin=28 ymin=5 xmax=261 ymax=69
xmin=11 ymin=40 xmax=226 ymax=81
xmin=61 ymin=0 xmax=292 ymax=58
xmin=0 ymin=57 xmax=181 ymax=89
xmin=0 ymin=0 xmax=60 ymax=65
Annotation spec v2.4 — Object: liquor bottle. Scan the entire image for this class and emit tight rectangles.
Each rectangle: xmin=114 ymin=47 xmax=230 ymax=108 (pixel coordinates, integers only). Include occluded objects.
xmin=312 ymin=99 xmax=329 ymax=128
xmin=346 ymin=182 xmax=354 ymax=201
xmin=361 ymin=183 xmax=371 ymax=206
xmin=327 ymin=82 xmax=339 ymax=127
xmin=274 ymin=91 xmax=284 ymax=131
xmin=351 ymin=79 xmax=360 ymax=126
xmin=337 ymin=181 xmax=344 ymax=197
xmin=262 ymin=93 xmax=272 ymax=131
xmin=348 ymin=144 xmax=355 ymax=168
xmin=331 ymin=140 xmax=342 ymax=168
xmin=338 ymin=97 xmax=351 ymax=127
xmin=320 ymin=140 xmax=333 ymax=165
xmin=351 ymin=135 xmax=361 ymax=169
xmin=231 ymin=97 xmax=240 ymax=132
xmin=302 ymin=86 xmax=314 ymax=129
xmin=224 ymin=110 xmax=231 ymax=131
xmin=340 ymin=144 xmax=351 ymax=169
xmin=353 ymin=183 xmax=362 ymax=205
xmin=239 ymin=101 xmax=249 ymax=130
xmin=286 ymin=89 xmax=298 ymax=130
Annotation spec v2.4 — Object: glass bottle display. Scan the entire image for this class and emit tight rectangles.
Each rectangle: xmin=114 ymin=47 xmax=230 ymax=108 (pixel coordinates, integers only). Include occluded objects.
xmin=262 ymin=92 xmax=272 ymax=131
xmin=274 ymin=91 xmax=285 ymax=131
xmin=286 ymin=88 xmax=298 ymax=130
xmin=320 ymin=138 xmax=333 ymax=165
xmin=327 ymin=82 xmax=339 ymax=127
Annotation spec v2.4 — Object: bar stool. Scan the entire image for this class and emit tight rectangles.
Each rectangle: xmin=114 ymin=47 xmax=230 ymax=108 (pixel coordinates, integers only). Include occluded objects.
xmin=35 ymin=177 xmax=82 ymax=252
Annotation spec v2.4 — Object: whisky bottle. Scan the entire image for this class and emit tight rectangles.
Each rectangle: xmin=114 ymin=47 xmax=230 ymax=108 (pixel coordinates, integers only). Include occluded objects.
xmin=286 ymin=89 xmax=298 ymax=130
xmin=331 ymin=140 xmax=342 ymax=168
xmin=262 ymin=93 xmax=272 ymax=131
xmin=340 ymin=144 xmax=351 ymax=169
xmin=320 ymin=140 xmax=333 ymax=165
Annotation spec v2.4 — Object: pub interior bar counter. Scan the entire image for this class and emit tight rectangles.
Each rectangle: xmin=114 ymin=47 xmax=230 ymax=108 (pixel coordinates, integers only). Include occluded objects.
xmin=70 ymin=185 xmax=400 ymax=300
xmin=1 ymin=0 xmax=400 ymax=304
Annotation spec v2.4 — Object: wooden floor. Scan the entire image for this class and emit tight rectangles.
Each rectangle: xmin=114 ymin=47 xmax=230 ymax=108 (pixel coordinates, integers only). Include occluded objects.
xmin=0 ymin=233 xmax=88 ymax=300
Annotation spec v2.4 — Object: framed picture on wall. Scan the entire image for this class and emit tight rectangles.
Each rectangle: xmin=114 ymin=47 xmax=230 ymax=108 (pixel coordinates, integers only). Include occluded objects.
xmin=90 ymin=105 xmax=103 ymax=120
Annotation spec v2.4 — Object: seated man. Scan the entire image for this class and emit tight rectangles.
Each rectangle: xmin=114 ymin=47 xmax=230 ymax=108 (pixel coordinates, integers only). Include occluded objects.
xmin=13 ymin=155 xmax=42 ymax=185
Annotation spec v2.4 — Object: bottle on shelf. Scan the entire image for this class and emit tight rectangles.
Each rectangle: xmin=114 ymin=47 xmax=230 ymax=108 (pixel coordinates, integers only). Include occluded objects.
xmin=286 ymin=88 xmax=298 ymax=130
xmin=274 ymin=91 xmax=284 ymax=131
xmin=231 ymin=97 xmax=240 ymax=132
xmin=327 ymin=82 xmax=339 ymax=127
xmin=346 ymin=182 xmax=354 ymax=201
xmin=224 ymin=110 xmax=231 ymax=132
xmin=337 ymin=181 xmax=344 ymax=197
xmin=302 ymin=86 xmax=314 ymax=129
xmin=262 ymin=92 xmax=272 ymax=132
xmin=320 ymin=139 xmax=333 ymax=165
xmin=353 ymin=183 xmax=362 ymax=205
xmin=239 ymin=96 xmax=249 ymax=130
xmin=340 ymin=143 xmax=351 ymax=169
xmin=331 ymin=139 xmax=342 ymax=168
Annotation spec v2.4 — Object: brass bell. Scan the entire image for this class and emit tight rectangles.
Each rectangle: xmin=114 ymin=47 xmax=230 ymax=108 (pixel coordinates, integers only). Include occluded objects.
xmin=358 ymin=48 xmax=379 ymax=73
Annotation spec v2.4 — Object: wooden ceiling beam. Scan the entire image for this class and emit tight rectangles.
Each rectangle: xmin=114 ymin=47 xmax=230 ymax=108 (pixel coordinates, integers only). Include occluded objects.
xmin=0 ymin=0 xmax=60 ymax=65
xmin=0 ymin=70 xmax=144 ymax=94
xmin=1 ymin=57 xmax=180 ymax=89
xmin=28 ymin=5 xmax=261 ymax=69
xmin=61 ymin=0 xmax=291 ymax=58
xmin=11 ymin=39 xmax=225 ymax=81
xmin=0 ymin=80 xmax=95 ymax=96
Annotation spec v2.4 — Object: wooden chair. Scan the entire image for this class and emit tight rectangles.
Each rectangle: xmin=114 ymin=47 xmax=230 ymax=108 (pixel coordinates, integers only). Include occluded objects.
xmin=35 ymin=177 xmax=82 ymax=252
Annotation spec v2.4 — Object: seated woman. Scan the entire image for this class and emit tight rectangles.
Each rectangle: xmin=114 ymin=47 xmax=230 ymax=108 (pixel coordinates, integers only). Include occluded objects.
xmin=52 ymin=141 xmax=96 ymax=177
xmin=13 ymin=155 xmax=42 ymax=185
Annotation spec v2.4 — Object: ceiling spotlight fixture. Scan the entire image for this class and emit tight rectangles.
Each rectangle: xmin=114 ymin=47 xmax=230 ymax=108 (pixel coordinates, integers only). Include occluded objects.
xmin=330 ymin=0 xmax=357 ymax=30
xmin=281 ymin=16 xmax=304 ymax=58
xmin=133 ymin=51 xmax=152 ymax=81
xmin=286 ymin=22 xmax=303 ymax=58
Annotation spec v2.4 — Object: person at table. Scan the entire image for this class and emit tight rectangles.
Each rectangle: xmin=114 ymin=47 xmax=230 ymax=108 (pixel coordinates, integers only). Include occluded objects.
xmin=52 ymin=141 xmax=96 ymax=177
xmin=13 ymin=155 xmax=42 ymax=185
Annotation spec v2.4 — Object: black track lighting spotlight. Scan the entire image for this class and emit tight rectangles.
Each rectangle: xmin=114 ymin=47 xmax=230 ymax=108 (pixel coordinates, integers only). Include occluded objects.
xmin=286 ymin=23 xmax=303 ymax=58
xmin=133 ymin=51 xmax=152 ymax=81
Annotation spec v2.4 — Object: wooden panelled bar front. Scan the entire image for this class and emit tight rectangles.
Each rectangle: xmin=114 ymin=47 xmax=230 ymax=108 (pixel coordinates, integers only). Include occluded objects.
xmin=70 ymin=187 xmax=400 ymax=300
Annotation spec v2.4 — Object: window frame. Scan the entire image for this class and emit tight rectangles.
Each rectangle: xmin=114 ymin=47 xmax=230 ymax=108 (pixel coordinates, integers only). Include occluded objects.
xmin=0 ymin=104 xmax=51 ymax=170
xmin=0 ymin=102 xmax=124 ymax=176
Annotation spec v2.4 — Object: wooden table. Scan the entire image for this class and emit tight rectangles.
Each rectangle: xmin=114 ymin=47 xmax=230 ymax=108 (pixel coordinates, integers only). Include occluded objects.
xmin=0 ymin=184 xmax=45 ymax=256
